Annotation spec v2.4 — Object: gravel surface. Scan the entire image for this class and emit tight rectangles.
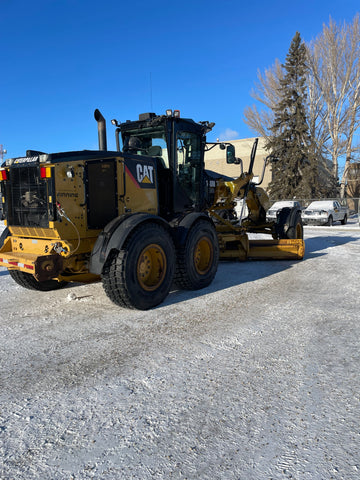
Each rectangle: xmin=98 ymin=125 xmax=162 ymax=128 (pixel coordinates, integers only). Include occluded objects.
xmin=1 ymin=220 xmax=359 ymax=479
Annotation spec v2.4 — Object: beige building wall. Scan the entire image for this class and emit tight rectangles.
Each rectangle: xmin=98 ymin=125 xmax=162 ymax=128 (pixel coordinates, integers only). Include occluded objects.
xmin=205 ymin=137 xmax=272 ymax=190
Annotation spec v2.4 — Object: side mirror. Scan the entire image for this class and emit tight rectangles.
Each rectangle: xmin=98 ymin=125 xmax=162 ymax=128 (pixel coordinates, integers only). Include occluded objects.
xmin=226 ymin=144 xmax=236 ymax=164
xmin=268 ymin=155 xmax=278 ymax=163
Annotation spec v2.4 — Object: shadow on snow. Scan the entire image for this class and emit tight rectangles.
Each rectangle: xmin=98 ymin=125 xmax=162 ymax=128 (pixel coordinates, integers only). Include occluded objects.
xmin=304 ymin=235 xmax=358 ymax=258
xmin=162 ymin=234 xmax=358 ymax=307
xmin=0 ymin=235 xmax=357 ymax=307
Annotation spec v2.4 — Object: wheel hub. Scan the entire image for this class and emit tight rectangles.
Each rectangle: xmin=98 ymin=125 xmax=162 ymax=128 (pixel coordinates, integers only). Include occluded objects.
xmin=137 ymin=244 xmax=167 ymax=291
xmin=194 ymin=236 xmax=213 ymax=275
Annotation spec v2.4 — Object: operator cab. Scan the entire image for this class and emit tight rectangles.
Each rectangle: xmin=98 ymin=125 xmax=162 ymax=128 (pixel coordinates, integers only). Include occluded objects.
xmin=116 ymin=110 xmax=208 ymax=219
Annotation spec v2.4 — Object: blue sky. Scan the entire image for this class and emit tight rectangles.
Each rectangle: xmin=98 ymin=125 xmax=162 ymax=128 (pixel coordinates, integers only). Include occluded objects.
xmin=0 ymin=0 xmax=359 ymax=159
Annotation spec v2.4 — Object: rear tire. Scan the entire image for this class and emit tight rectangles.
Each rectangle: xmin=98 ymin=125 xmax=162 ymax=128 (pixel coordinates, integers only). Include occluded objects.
xmin=102 ymin=223 xmax=175 ymax=310
xmin=341 ymin=214 xmax=347 ymax=225
xmin=2 ymin=229 xmax=68 ymax=291
xmin=175 ymin=220 xmax=219 ymax=290
xmin=9 ymin=270 xmax=68 ymax=291
xmin=0 ymin=227 xmax=10 ymax=248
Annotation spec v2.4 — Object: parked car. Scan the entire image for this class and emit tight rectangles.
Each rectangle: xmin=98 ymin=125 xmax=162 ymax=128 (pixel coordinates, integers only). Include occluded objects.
xmin=267 ymin=201 xmax=302 ymax=221
xmin=302 ymin=200 xmax=348 ymax=226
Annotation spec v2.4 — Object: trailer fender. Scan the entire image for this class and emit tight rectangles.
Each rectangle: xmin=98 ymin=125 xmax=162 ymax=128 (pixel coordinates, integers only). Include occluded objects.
xmin=89 ymin=213 xmax=170 ymax=275
xmin=171 ymin=212 xmax=214 ymax=248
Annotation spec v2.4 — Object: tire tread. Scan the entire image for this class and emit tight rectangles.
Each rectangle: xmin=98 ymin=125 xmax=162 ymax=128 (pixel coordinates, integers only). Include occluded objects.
xmin=174 ymin=219 xmax=219 ymax=290
xmin=9 ymin=270 xmax=68 ymax=291
xmin=102 ymin=223 xmax=175 ymax=310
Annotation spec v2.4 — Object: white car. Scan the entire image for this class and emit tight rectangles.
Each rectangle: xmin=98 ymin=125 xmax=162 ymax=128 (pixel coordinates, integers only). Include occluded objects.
xmin=302 ymin=200 xmax=348 ymax=226
xmin=267 ymin=201 xmax=302 ymax=221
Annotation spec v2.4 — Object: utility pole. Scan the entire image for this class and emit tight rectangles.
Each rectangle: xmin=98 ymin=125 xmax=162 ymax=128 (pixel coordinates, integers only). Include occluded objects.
xmin=0 ymin=145 xmax=7 ymax=164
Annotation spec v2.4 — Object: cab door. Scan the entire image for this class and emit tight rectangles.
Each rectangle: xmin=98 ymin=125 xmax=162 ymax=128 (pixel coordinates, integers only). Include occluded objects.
xmin=174 ymin=129 xmax=204 ymax=213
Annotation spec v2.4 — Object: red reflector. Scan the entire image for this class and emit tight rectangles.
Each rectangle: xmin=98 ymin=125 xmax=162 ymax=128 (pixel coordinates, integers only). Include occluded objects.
xmin=0 ymin=258 xmax=34 ymax=270
xmin=40 ymin=166 xmax=51 ymax=178
xmin=174 ymin=110 xmax=180 ymax=118
xmin=0 ymin=169 xmax=8 ymax=181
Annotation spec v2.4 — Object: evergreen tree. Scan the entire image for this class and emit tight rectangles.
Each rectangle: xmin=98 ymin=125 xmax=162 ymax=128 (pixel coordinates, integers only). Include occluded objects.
xmin=266 ymin=32 xmax=317 ymax=199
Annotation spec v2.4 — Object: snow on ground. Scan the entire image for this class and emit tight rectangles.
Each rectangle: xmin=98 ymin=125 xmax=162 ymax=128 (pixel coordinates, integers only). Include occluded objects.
xmin=1 ymin=219 xmax=360 ymax=479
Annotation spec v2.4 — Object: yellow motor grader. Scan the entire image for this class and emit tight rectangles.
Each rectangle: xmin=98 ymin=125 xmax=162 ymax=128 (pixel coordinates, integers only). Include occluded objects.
xmin=0 ymin=109 xmax=304 ymax=309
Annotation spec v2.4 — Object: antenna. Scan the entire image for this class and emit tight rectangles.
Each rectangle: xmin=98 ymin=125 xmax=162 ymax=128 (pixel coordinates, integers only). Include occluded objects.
xmin=149 ymin=72 xmax=153 ymax=111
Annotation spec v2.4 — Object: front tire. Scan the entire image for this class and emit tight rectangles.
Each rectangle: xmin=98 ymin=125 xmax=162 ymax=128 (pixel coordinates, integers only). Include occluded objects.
xmin=9 ymin=270 xmax=68 ymax=291
xmin=274 ymin=207 xmax=303 ymax=239
xmin=102 ymin=223 xmax=175 ymax=310
xmin=286 ymin=211 xmax=303 ymax=239
xmin=175 ymin=219 xmax=219 ymax=290
xmin=326 ymin=215 xmax=333 ymax=226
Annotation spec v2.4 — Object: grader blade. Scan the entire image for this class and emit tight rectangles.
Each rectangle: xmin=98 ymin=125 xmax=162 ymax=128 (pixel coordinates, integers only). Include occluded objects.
xmin=248 ymin=239 xmax=305 ymax=260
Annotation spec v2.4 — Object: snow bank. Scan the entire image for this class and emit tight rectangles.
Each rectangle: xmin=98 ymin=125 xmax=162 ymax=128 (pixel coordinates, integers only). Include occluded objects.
xmin=1 ymin=223 xmax=360 ymax=479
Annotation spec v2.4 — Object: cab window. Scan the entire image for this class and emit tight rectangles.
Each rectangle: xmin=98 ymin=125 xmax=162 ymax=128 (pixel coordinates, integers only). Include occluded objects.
xmin=122 ymin=128 xmax=169 ymax=168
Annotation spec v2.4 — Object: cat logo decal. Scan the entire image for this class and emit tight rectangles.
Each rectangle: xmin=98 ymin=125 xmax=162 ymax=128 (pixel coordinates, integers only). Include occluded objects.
xmin=136 ymin=164 xmax=154 ymax=184
xmin=125 ymin=160 xmax=156 ymax=189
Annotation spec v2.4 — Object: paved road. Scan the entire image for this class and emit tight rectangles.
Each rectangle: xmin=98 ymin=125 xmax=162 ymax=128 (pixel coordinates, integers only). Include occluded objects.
xmin=1 ymin=226 xmax=359 ymax=479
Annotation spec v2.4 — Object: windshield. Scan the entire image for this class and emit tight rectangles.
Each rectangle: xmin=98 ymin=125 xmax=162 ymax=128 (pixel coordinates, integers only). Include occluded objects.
xmin=122 ymin=126 xmax=169 ymax=167
xmin=307 ymin=201 xmax=333 ymax=209
xmin=270 ymin=201 xmax=297 ymax=209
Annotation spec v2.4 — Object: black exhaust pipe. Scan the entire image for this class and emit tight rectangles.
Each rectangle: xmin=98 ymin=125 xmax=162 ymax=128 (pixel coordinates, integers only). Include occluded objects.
xmin=94 ymin=109 xmax=107 ymax=151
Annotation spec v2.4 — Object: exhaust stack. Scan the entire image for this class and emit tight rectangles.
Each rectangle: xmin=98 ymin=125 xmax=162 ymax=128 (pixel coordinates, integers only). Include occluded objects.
xmin=94 ymin=109 xmax=107 ymax=150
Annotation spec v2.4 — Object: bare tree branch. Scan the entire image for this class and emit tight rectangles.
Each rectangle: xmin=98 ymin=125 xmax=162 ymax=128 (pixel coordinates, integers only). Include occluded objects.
xmin=245 ymin=14 xmax=360 ymax=198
